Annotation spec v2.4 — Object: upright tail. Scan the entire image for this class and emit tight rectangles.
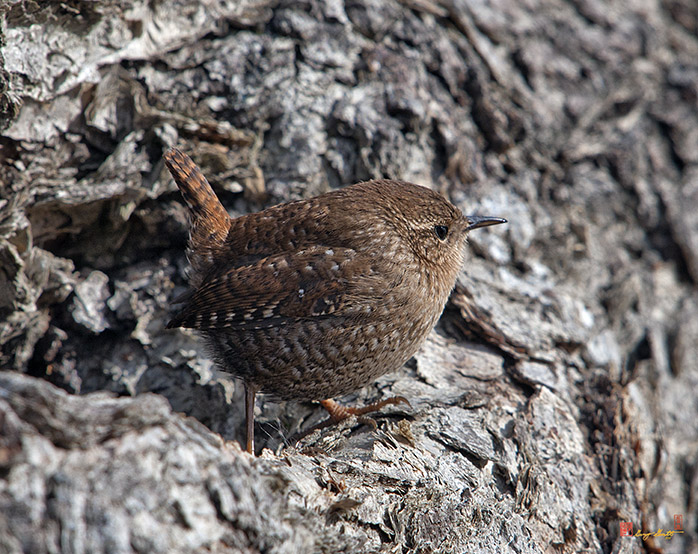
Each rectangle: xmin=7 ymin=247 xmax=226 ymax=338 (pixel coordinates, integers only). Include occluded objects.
xmin=164 ymin=148 xmax=230 ymax=287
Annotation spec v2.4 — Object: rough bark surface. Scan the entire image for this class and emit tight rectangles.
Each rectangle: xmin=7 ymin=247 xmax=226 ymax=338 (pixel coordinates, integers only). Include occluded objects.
xmin=1 ymin=0 xmax=697 ymax=553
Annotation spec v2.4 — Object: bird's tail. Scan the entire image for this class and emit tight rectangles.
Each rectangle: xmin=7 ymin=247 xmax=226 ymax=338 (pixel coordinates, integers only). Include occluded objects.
xmin=164 ymin=148 xmax=230 ymax=286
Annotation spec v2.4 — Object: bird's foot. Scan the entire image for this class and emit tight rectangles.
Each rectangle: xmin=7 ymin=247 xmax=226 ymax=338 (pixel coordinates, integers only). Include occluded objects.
xmin=291 ymin=396 xmax=411 ymax=448
xmin=319 ymin=396 xmax=410 ymax=423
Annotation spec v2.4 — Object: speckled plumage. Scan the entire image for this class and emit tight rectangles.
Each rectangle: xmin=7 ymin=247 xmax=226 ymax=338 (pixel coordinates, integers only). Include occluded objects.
xmin=164 ymin=148 xmax=505 ymax=452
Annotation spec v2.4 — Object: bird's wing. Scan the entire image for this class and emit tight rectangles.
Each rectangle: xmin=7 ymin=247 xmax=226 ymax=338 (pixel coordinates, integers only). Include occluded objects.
xmin=167 ymin=245 xmax=393 ymax=330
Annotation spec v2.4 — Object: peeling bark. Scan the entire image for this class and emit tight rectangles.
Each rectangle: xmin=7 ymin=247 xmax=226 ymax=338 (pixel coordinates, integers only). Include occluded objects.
xmin=1 ymin=0 xmax=697 ymax=552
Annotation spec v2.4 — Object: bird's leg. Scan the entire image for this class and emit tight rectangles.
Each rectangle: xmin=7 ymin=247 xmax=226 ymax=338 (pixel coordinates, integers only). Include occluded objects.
xmin=244 ymin=384 xmax=256 ymax=454
xmin=320 ymin=396 xmax=411 ymax=424
xmin=290 ymin=396 xmax=411 ymax=447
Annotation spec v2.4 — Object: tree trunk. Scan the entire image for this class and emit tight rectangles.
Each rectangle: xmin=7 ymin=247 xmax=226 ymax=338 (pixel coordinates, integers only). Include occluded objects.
xmin=1 ymin=0 xmax=696 ymax=552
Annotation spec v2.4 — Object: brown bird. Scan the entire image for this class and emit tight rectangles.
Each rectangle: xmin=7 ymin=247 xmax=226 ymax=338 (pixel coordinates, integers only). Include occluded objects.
xmin=163 ymin=148 xmax=506 ymax=453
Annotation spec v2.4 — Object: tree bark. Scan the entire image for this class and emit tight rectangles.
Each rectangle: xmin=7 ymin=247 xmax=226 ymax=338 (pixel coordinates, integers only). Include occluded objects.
xmin=1 ymin=0 xmax=697 ymax=552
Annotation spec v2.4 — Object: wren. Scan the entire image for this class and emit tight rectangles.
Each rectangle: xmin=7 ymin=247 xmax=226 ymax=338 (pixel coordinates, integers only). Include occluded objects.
xmin=163 ymin=148 xmax=506 ymax=453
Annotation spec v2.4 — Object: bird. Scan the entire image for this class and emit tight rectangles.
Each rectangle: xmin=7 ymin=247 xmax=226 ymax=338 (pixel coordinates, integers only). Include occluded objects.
xmin=163 ymin=147 xmax=506 ymax=453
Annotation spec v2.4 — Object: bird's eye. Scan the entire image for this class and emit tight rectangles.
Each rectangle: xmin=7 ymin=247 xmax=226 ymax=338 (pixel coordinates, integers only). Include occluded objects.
xmin=434 ymin=225 xmax=449 ymax=240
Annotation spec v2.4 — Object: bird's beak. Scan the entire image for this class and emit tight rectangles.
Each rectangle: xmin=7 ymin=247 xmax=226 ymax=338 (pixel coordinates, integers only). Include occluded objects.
xmin=464 ymin=215 xmax=507 ymax=232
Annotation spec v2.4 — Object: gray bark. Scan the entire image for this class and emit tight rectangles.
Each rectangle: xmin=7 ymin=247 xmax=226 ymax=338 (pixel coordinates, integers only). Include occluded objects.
xmin=1 ymin=0 xmax=697 ymax=552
